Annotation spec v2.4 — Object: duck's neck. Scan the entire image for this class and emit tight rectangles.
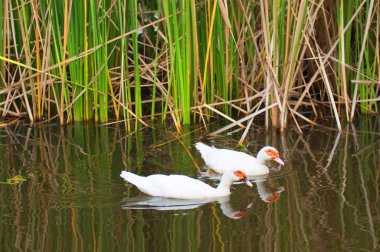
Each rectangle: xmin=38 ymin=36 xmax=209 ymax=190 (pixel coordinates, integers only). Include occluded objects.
xmin=256 ymin=149 xmax=269 ymax=165
xmin=216 ymin=174 xmax=234 ymax=194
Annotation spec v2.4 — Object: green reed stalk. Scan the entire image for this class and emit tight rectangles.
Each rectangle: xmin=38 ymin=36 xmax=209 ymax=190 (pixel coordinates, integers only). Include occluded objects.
xmin=259 ymin=0 xmax=288 ymax=127
xmin=18 ymin=0 xmax=36 ymax=121
xmin=66 ymin=1 xmax=85 ymax=122
xmin=362 ymin=0 xmax=378 ymax=114
xmin=32 ymin=0 xmax=41 ymax=120
xmin=172 ymin=0 xmax=185 ymax=123
xmin=197 ymin=10 xmax=207 ymax=105
xmin=151 ymin=37 xmax=159 ymax=122
xmin=200 ymin=0 xmax=218 ymax=105
xmin=350 ymin=0 xmax=377 ymax=117
xmin=182 ymin=0 xmax=192 ymax=123
xmin=227 ymin=4 xmax=237 ymax=112
xmin=270 ymin=0 xmax=279 ymax=127
xmin=117 ymin=0 xmax=131 ymax=131
xmin=214 ymin=10 xmax=227 ymax=114
xmin=337 ymin=0 xmax=354 ymax=120
xmin=162 ymin=0 xmax=175 ymax=122
xmin=190 ymin=0 xmax=199 ymax=116
xmin=98 ymin=1 xmax=110 ymax=123
xmin=162 ymin=0 xmax=180 ymax=125
xmin=260 ymin=0 xmax=273 ymax=127
xmin=84 ymin=0 xmax=89 ymax=121
xmin=162 ymin=0 xmax=192 ymax=124
xmin=130 ymin=0 xmax=142 ymax=126
xmin=374 ymin=5 xmax=379 ymax=113
xmin=0 ymin=1 xmax=4 ymax=96
xmin=89 ymin=0 xmax=109 ymax=122
xmin=280 ymin=0 xmax=310 ymax=130
xmin=50 ymin=0 xmax=70 ymax=122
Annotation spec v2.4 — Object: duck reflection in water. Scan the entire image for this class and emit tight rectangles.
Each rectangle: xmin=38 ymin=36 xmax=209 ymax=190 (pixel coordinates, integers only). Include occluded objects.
xmin=122 ymin=173 xmax=284 ymax=219
xmin=256 ymin=179 xmax=284 ymax=203
xmin=122 ymin=195 xmax=252 ymax=219
xmin=200 ymin=171 xmax=285 ymax=203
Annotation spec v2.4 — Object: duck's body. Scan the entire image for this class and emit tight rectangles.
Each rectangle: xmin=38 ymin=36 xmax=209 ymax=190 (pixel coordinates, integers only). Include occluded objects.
xmin=195 ymin=142 xmax=284 ymax=176
xmin=120 ymin=170 xmax=252 ymax=199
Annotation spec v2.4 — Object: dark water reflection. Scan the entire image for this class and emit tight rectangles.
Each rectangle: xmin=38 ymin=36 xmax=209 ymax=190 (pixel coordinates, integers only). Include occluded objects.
xmin=0 ymin=120 xmax=379 ymax=251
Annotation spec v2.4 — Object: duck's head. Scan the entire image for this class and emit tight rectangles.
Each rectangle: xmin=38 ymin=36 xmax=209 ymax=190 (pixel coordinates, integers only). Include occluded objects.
xmin=258 ymin=146 xmax=284 ymax=165
xmin=232 ymin=170 xmax=253 ymax=187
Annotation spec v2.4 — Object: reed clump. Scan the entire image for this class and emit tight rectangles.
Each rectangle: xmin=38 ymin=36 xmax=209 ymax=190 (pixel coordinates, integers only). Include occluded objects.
xmin=0 ymin=0 xmax=378 ymax=138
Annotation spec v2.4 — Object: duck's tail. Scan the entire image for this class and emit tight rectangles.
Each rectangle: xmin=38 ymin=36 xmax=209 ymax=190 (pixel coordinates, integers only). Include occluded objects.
xmin=120 ymin=171 xmax=142 ymax=185
xmin=195 ymin=142 xmax=215 ymax=159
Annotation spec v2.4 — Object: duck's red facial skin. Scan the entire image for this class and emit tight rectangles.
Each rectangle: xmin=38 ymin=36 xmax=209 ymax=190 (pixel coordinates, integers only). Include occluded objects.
xmin=233 ymin=170 xmax=253 ymax=187
xmin=264 ymin=148 xmax=280 ymax=160
xmin=264 ymin=148 xmax=284 ymax=165
xmin=233 ymin=170 xmax=246 ymax=180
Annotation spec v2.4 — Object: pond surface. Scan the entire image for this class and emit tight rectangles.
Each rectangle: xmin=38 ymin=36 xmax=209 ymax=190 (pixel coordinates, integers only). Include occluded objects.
xmin=0 ymin=120 xmax=379 ymax=251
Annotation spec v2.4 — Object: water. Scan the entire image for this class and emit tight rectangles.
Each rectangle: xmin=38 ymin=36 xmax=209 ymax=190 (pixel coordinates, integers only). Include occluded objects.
xmin=0 ymin=120 xmax=379 ymax=251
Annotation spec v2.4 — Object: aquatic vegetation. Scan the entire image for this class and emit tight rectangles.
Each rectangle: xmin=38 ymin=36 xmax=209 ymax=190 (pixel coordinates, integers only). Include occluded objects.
xmin=0 ymin=175 xmax=27 ymax=185
xmin=0 ymin=0 xmax=378 ymax=138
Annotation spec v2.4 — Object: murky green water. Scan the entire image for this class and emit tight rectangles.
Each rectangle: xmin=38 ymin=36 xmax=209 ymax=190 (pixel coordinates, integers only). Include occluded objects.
xmin=0 ymin=120 xmax=379 ymax=251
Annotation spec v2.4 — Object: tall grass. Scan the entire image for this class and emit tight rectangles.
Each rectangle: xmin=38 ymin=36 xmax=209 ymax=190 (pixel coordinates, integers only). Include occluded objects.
xmin=0 ymin=0 xmax=378 ymax=136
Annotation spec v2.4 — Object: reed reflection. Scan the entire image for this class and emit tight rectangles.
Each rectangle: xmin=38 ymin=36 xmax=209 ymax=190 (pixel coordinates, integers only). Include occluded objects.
xmin=0 ymin=121 xmax=378 ymax=251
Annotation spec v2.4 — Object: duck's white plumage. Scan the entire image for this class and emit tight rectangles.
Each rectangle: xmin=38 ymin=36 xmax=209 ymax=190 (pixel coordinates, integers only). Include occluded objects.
xmin=195 ymin=142 xmax=284 ymax=176
xmin=120 ymin=170 xmax=252 ymax=199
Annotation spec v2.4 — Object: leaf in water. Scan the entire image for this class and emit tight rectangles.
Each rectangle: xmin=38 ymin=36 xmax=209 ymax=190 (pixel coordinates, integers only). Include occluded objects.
xmin=0 ymin=175 xmax=27 ymax=185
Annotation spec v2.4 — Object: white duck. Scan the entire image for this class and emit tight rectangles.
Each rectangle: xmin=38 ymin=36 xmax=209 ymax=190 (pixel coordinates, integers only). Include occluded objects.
xmin=195 ymin=142 xmax=284 ymax=176
xmin=120 ymin=170 xmax=252 ymax=199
